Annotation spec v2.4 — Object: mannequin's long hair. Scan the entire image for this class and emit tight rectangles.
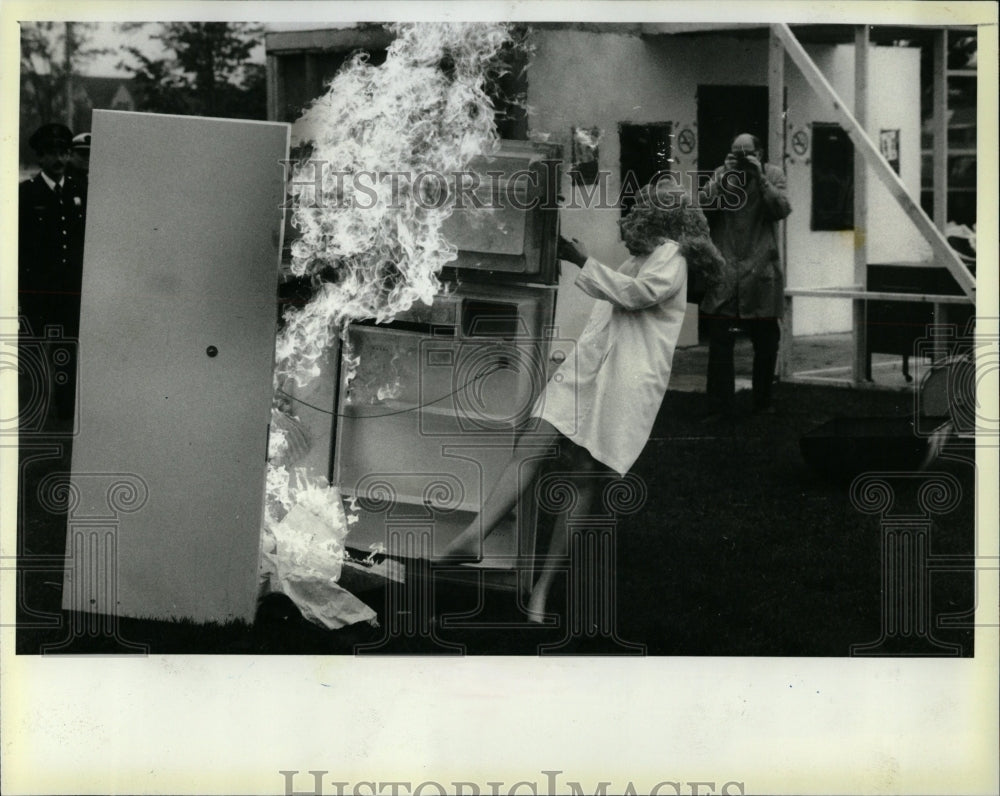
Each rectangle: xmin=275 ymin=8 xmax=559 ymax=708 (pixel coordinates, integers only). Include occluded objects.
xmin=620 ymin=184 xmax=724 ymax=285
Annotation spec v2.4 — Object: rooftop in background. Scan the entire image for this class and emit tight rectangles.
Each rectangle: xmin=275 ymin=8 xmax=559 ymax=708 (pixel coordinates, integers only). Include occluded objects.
xmin=75 ymin=76 xmax=136 ymax=113
xmin=264 ymin=21 xmax=981 ymax=49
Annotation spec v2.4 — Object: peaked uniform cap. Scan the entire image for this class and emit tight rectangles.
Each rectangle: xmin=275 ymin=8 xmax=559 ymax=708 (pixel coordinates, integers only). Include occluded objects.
xmin=29 ymin=123 xmax=74 ymax=153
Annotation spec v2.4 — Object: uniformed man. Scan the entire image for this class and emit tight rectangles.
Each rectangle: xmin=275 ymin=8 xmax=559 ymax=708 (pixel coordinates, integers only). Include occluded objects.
xmin=19 ymin=123 xmax=88 ymax=424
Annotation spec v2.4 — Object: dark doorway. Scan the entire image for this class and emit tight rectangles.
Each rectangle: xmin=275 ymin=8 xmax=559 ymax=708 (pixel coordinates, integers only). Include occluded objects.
xmin=696 ymin=85 xmax=769 ymax=339
xmin=811 ymin=122 xmax=854 ymax=230
xmin=697 ymin=84 xmax=770 ymax=172
xmin=619 ymin=122 xmax=673 ymax=217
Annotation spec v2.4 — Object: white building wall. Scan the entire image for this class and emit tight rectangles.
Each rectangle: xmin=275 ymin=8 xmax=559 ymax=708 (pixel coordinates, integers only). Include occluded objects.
xmin=784 ymin=44 xmax=927 ymax=336
xmin=528 ymin=30 xmax=767 ymax=343
xmin=526 ymin=29 xmax=925 ymax=340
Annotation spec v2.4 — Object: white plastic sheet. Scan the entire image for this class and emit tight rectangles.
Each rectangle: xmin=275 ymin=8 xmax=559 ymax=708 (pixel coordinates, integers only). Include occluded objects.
xmin=260 ymin=411 xmax=376 ymax=629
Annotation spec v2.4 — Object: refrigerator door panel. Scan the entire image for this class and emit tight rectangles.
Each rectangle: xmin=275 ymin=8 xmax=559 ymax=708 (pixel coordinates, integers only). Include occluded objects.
xmin=63 ymin=111 xmax=289 ymax=624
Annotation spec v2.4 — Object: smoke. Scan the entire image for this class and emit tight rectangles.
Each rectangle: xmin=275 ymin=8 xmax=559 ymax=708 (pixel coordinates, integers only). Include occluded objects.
xmin=573 ymin=125 xmax=602 ymax=151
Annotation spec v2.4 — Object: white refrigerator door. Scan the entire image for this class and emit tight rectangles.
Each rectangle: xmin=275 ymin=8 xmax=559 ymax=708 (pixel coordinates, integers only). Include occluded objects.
xmin=63 ymin=111 xmax=289 ymax=623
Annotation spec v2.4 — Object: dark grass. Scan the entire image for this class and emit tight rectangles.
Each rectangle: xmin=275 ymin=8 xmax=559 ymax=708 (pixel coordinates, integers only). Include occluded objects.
xmin=628 ymin=386 xmax=975 ymax=656
xmin=17 ymin=381 xmax=976 ymax=656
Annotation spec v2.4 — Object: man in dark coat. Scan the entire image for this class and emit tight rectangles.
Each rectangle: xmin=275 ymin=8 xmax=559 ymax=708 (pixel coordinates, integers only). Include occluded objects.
xmin=19 ymin=123 xmax=88 ymax=424
xmin=699 ymin=133 xmax=792 ymax=416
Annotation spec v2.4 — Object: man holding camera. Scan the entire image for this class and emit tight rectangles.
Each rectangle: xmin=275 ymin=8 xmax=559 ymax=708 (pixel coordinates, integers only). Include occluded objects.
xmin=699 ymin=132 xmax=791 ymax=417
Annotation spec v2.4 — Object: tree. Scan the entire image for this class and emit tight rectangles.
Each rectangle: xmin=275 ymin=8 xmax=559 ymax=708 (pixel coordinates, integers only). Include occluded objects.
xmin=19 ymin=22 xmax=111 ymax=162
xmin=122 ymin=23 xmax=266 ymax=119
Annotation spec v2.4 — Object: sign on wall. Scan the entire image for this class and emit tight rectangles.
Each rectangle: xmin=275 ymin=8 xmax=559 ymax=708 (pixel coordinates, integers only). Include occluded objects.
xmin=880 ymin=129 xmax=901 ymax=174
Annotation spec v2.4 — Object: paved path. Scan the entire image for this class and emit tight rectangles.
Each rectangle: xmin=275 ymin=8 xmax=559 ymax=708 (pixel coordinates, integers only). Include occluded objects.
xmin=670 ymin=331 xmax=930 ymax=394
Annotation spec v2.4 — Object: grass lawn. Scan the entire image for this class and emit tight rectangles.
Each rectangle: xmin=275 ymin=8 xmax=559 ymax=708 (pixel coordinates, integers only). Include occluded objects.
xmin=16 ymin=381 xmax=976 ymax=656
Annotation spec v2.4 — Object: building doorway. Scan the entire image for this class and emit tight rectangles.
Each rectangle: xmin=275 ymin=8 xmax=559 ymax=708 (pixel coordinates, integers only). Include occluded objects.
xmin=696 ymin=85 xmax=770 ymax=340
xmin=697 ymin=84 xmax=770 ymax=171
xmin=618 ymin=121 xmax=673 ymax=217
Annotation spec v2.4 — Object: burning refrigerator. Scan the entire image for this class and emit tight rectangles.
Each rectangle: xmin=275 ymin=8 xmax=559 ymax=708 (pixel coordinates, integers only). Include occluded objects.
xmin=330 ymin=140 xmax=564 ymax=591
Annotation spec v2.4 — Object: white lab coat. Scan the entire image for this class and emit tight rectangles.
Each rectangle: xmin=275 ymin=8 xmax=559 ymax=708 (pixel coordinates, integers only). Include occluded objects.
xmin=533 ymin=240 xmax=688 ymax=476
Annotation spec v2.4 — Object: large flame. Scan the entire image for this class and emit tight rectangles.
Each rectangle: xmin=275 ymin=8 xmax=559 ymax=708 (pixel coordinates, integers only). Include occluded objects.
xmin=275 ymin=22 xmax=521 ymax=388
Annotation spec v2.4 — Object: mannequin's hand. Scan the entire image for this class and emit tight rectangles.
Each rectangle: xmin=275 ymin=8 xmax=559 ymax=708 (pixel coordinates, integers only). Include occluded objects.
xmin=558 ymin=235 xmax=588 ymax=267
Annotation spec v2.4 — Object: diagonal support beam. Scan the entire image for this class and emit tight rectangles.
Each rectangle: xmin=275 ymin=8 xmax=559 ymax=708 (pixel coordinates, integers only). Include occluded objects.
xmin=852 ymin=24 xmax=870 ymax=384
xmin=772 ymin=23 xmax=976 ymax=301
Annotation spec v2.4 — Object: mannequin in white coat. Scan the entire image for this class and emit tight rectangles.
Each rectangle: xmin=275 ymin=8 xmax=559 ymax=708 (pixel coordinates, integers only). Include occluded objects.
xmin=439 ymin=187 xmax=724 ymax=622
